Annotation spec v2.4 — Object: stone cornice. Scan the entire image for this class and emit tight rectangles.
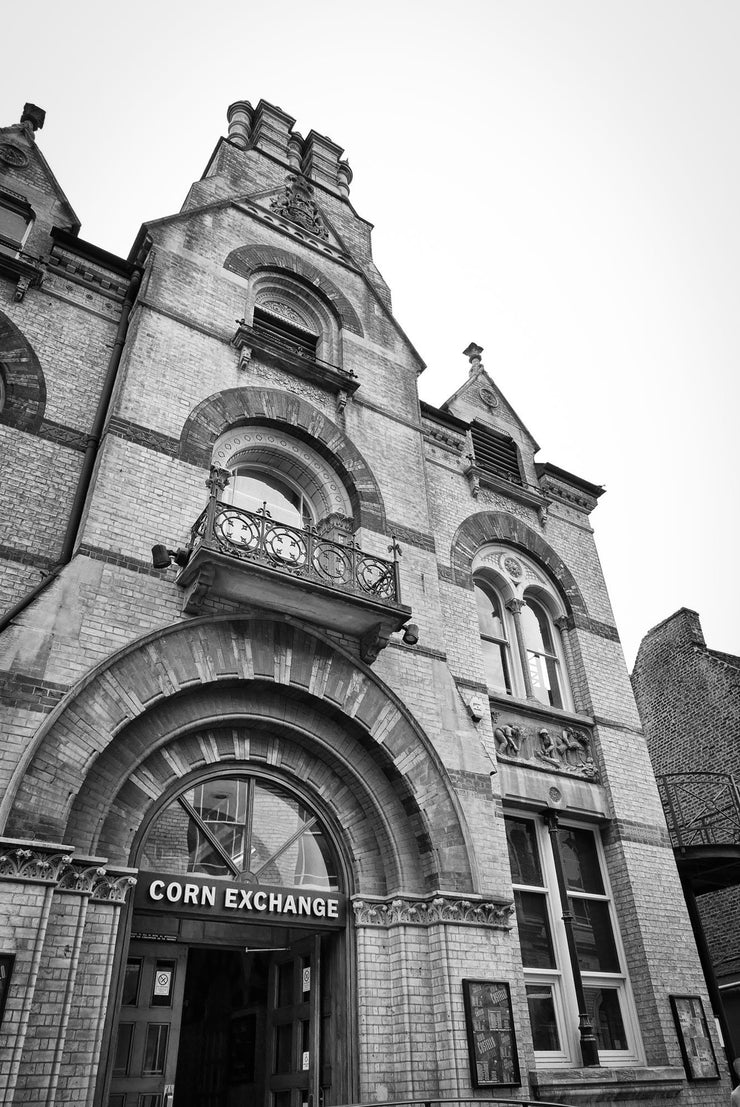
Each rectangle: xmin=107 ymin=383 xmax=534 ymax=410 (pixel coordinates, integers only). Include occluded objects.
xmin=352 ymin=892 xmax=514 ymax=929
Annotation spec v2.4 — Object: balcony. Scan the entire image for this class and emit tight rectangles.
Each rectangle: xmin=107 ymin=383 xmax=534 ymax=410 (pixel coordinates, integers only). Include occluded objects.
xmin=176 ymin=478 xmax=412 ymax=662
xmin=657 ymin=772 xmax=740 ymax=892
xmin=232 ymin=320 xmax=359 ymax=400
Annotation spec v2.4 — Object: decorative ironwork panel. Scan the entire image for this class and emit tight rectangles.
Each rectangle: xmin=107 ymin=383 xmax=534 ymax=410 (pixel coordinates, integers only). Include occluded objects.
xmin=191 ymin=502 xmax=400 ymax=605
xmin=657 ymin=772 xmax=740 ymax=850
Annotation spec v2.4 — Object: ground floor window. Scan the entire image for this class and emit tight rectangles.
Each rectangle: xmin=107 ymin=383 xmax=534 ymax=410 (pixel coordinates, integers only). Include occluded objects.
xmin=506 ymin=813 xmax=642 ymax=1067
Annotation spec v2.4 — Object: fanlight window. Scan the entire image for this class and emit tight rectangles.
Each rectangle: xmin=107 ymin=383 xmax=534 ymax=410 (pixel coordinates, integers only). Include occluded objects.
xmin=139 ymin=774 xmax=339 ymax=891
xmin=224 ymin=468 xmax=313 ymax=530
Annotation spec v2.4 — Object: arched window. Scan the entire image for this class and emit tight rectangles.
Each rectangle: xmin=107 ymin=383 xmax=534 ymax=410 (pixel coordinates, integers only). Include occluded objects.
xmin=474 ymin=581 xmax=512 ymax=694
xmin=521 ymin=597 xmax=565 ymax=710
xmin=472 ymin=546 xmax=573 ymax=711
xmin=224 ymin=467 xmax=313 ymax=529
xmin=139 ymin=773 xmax=340 ymax=891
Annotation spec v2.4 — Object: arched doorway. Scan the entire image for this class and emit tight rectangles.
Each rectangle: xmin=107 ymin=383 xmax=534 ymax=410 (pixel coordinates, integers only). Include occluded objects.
xmin=107 ymin=768 xmax=349 ymax=1107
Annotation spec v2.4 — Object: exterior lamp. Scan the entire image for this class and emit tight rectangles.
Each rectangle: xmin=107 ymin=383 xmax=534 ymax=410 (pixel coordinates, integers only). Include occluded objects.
xmin=401 ymin=623 xmax=419 ymax=646
xmin=151 ymin=545 xmax=191 ymax=570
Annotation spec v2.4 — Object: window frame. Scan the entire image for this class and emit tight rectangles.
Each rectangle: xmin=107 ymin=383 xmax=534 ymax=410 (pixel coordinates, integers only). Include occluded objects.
xmin=0 ymin=190 xmax=34 ymax=256
xmin=506 ymin=813 xmax=643 ymax=1069
xmin=472 ymin=547 xmax=574 ymax=712
xmin=474 ymin=579 xmax=513 ymax=695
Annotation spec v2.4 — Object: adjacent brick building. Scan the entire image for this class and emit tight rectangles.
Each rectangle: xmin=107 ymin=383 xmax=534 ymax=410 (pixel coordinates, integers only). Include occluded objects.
xmin=0 ymin=99 xmax=728 ymax=1105
xmin=633 ymin=608 xmax=740 ymax=1066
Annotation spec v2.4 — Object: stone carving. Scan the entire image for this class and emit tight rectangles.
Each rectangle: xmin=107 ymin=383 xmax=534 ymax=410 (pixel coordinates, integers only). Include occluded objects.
xmin=0 ymin=143 xmax=28 ymax=167
xmin=494 ymin=724 xmax=520 ymax=755
xmin=353 ymin=894 xmax=514 ymax=929
xmin=479 ymin=386 xmax=499 ymax=410
xmin=494 ymin=720 xmax=599 ymax=781
xmin=258 ymin=299 xmax=311 ymax=328
xmin=0 ymin=846 xmax=73 ymax=882
xmin=270 ymin=174 xmax=329 ymax=239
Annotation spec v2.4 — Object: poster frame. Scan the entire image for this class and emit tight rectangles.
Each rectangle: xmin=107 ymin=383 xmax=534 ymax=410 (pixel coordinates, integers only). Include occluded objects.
xmin=462 ymin=978 xmax=520 ymax=1088
xmin=669 ymin=993 xmax=720 ymax=1081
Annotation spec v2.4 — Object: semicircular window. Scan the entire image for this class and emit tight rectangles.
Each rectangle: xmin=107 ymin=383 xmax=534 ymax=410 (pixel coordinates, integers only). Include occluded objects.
xmin=139 ymin=774 xmax=339 ymax=890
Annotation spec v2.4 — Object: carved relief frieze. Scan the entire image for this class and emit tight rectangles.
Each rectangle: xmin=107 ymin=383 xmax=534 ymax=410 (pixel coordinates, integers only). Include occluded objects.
xmin=352 ymin=893 xmax=514 ymax=929
xmin=0 ymin=845 xmax=73 ymax=883
xmin=493 ymin=718 xmax=598 ymax=781
xmin=0 ymin=842 xmax=138 ymax=901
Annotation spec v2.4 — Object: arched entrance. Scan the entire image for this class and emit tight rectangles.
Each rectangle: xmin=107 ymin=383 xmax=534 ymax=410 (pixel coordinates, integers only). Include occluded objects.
xmin=0 ymin=615 xmax=479 ymax=1107
xmin=108 ymin=768 xmax=348 ymax=1107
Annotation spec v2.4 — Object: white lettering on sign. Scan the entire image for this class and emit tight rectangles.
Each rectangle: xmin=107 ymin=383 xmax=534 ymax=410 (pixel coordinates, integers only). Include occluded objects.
xmin=144 ymin=878 xmax=341 ymax=921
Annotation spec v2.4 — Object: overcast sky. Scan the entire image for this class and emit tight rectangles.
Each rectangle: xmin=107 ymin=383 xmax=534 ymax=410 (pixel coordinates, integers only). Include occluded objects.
xmin=3 ymin=0 xmax=738 ymax=666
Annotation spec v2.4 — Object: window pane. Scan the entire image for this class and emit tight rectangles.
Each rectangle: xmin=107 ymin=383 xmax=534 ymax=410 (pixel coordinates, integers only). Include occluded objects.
xmin=122 ymin=959 xmax=141 ymax=1006
xmin=0 ymin=207 xmax=28 ymax=247
xmin=506 ymin=818 xmax=543 ymax=886
xmin=142 ymin=1023 xmax=169 ymax=1075
xmin=113 ymin=1023 xmax=134 ymax=1076
xmin=274 ymin=1022 xmax=293 ymax=1073
xmin=514 ymin=890 xmax=556 ymax=968
xmin=585 ymin=987 xmax=628 ymax=1050
xmin=560 ymin=828 xmax=605 ymax=894
xmin=526 ymin=984 xmax=561 ymax=1051
xmin=521 ymin=601 xmax=551 ymax=653
xmin=528 ymin=651 xmax=563 ymax=709
xmin=481 ymin=638 xmax=511 ymax=694
xmin=570 ymin=898 xmax=620 ymax=972
xmin=475 ymin=584 xmax=507 ymax=640
xmin=231 ymin=470 xmax=307 ymax=528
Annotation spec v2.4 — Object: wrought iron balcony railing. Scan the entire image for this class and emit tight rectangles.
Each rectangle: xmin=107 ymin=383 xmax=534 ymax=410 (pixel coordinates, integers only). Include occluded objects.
xmin=656 ymin=772 xmax=740 ymax=852
xmin=190 ymin=500 xmax=401 ymax=605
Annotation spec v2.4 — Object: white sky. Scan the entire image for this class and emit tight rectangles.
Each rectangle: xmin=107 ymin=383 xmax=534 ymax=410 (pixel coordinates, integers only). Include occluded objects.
xmin=3 ymin=0 xmax=738 ymax=666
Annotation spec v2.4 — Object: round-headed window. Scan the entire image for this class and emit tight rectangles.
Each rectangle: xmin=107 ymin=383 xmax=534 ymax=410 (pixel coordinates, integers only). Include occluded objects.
xmin=139 ymin=773 xmax=340 ymax=891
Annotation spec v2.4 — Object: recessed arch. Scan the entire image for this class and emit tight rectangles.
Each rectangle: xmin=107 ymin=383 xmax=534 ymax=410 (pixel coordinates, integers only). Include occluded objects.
xmin=179 ymin=387 xmax=385 ymax=530
xmin=224 ymin=246 xmax=363 ymax=337
xmin=1 ymin=616 xmax=477 ymax=897
xmin=450 ymin=511 xmax=588 ymax=621
xmin=0 ymin=309 xmax=46 ymax=431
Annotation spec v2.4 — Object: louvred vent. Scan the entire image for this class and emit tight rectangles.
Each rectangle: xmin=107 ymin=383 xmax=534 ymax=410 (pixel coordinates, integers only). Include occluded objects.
xmin=471 ymin=424 xmax=522 ymax=485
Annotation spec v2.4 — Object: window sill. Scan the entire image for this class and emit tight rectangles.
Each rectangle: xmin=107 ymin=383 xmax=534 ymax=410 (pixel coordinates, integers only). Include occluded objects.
xmin=488 ymin=691 xmax=594 ymax=730
xmin=0 ymin=250 xmax=42 ymax=301
xmin=529 ymin=1065 xmax=689 ymax=1103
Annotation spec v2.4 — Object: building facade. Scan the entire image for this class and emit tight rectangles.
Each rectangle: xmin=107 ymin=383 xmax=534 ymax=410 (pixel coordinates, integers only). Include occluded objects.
xmin=633 ymin=608 xmax=740 ymax=1074
xmin=0 ymin=100 xmax=728 ymax=1105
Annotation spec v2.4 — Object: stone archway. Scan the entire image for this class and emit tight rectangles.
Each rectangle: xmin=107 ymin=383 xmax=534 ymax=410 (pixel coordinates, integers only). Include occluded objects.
xmin=450 ymin=510 xmax=589 ymax=621
xmin=178 ymin=387 xmax=386 ymax=530
xmin=2 ymin=615 xmax=477 ymax=895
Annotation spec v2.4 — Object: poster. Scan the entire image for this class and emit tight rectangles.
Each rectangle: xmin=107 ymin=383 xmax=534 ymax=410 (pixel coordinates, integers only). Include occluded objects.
xmin=670 ymin=995 xmax=720 ymax=1081
xmin=462 ymin=979 xmax=520 ymax=1087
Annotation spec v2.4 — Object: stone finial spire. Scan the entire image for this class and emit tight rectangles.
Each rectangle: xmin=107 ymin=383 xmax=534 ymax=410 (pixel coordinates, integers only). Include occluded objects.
xmin=21 ymin=103 xmax=45 ymax=133
xmin=463 ymin=342 xmax=484 ymax=376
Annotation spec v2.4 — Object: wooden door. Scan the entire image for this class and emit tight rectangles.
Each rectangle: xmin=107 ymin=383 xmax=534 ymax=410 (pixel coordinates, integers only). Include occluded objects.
xmin=266 ymin=937 xmax=320 ymax=1107
xmin=108 ymin=942 xmax=188 ymax=1107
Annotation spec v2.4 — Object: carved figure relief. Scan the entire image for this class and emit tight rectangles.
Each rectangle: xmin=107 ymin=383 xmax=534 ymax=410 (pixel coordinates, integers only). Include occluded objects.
xmin=270 ymin=174 xmax=329 ymax=239
xmin=494 ymin=720 xmax=598 ymax=781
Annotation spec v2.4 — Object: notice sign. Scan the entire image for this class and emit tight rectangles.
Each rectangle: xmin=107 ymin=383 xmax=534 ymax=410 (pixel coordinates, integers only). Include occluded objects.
xmin=134 ymin=872 xmax=345 ymax=928
xmin=462 ymin=979 xmax=520 ymax=1087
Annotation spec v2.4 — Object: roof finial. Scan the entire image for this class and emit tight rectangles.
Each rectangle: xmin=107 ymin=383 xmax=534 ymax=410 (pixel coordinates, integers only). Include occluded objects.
xmin=20 ymin=103 xmax=45 ymax=132
xmin=463 ymin=342 xmax=483 ymax=376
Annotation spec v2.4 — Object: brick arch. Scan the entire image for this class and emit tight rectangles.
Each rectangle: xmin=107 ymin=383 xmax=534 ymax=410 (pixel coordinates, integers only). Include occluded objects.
xmin=450 ymin=511 xmax=589 ymax=620
xmin=0 ymin=309 xmax=46 ymax=431
xmin=179 ymin=387 xmax=386 ymax=530
xmin=224 ymin=245 xmax=363 ymax=336
xmin=3 ymin=616 xmax=477 ymax=895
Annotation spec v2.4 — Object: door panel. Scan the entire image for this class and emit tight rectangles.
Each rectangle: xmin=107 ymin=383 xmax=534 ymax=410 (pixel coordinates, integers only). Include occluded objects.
xmin=266 ymin=937 xmax=320 ymax=1107
xmin=109 ymin=942 xmax=188 ymax=1107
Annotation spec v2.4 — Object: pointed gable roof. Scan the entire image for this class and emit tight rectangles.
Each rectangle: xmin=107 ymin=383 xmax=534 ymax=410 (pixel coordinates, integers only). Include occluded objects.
xmin=441 ymin=343 xmax=540 ymax=453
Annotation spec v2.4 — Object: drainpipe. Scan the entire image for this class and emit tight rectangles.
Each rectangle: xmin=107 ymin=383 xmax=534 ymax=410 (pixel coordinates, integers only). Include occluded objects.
xmin=0 ymin=266 xmax=141 ymax=636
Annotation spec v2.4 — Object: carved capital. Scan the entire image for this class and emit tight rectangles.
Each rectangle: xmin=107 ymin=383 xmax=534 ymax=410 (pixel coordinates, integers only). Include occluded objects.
xmin=91 ymin=871 xmax=138 ymax=903
xmin=352 ymin=893 xmax=514 ymax=929
xmin=505 ymin=598 xmax=526 ymax=614
xmin=0 ymin=844 xmax=74 ymax=883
